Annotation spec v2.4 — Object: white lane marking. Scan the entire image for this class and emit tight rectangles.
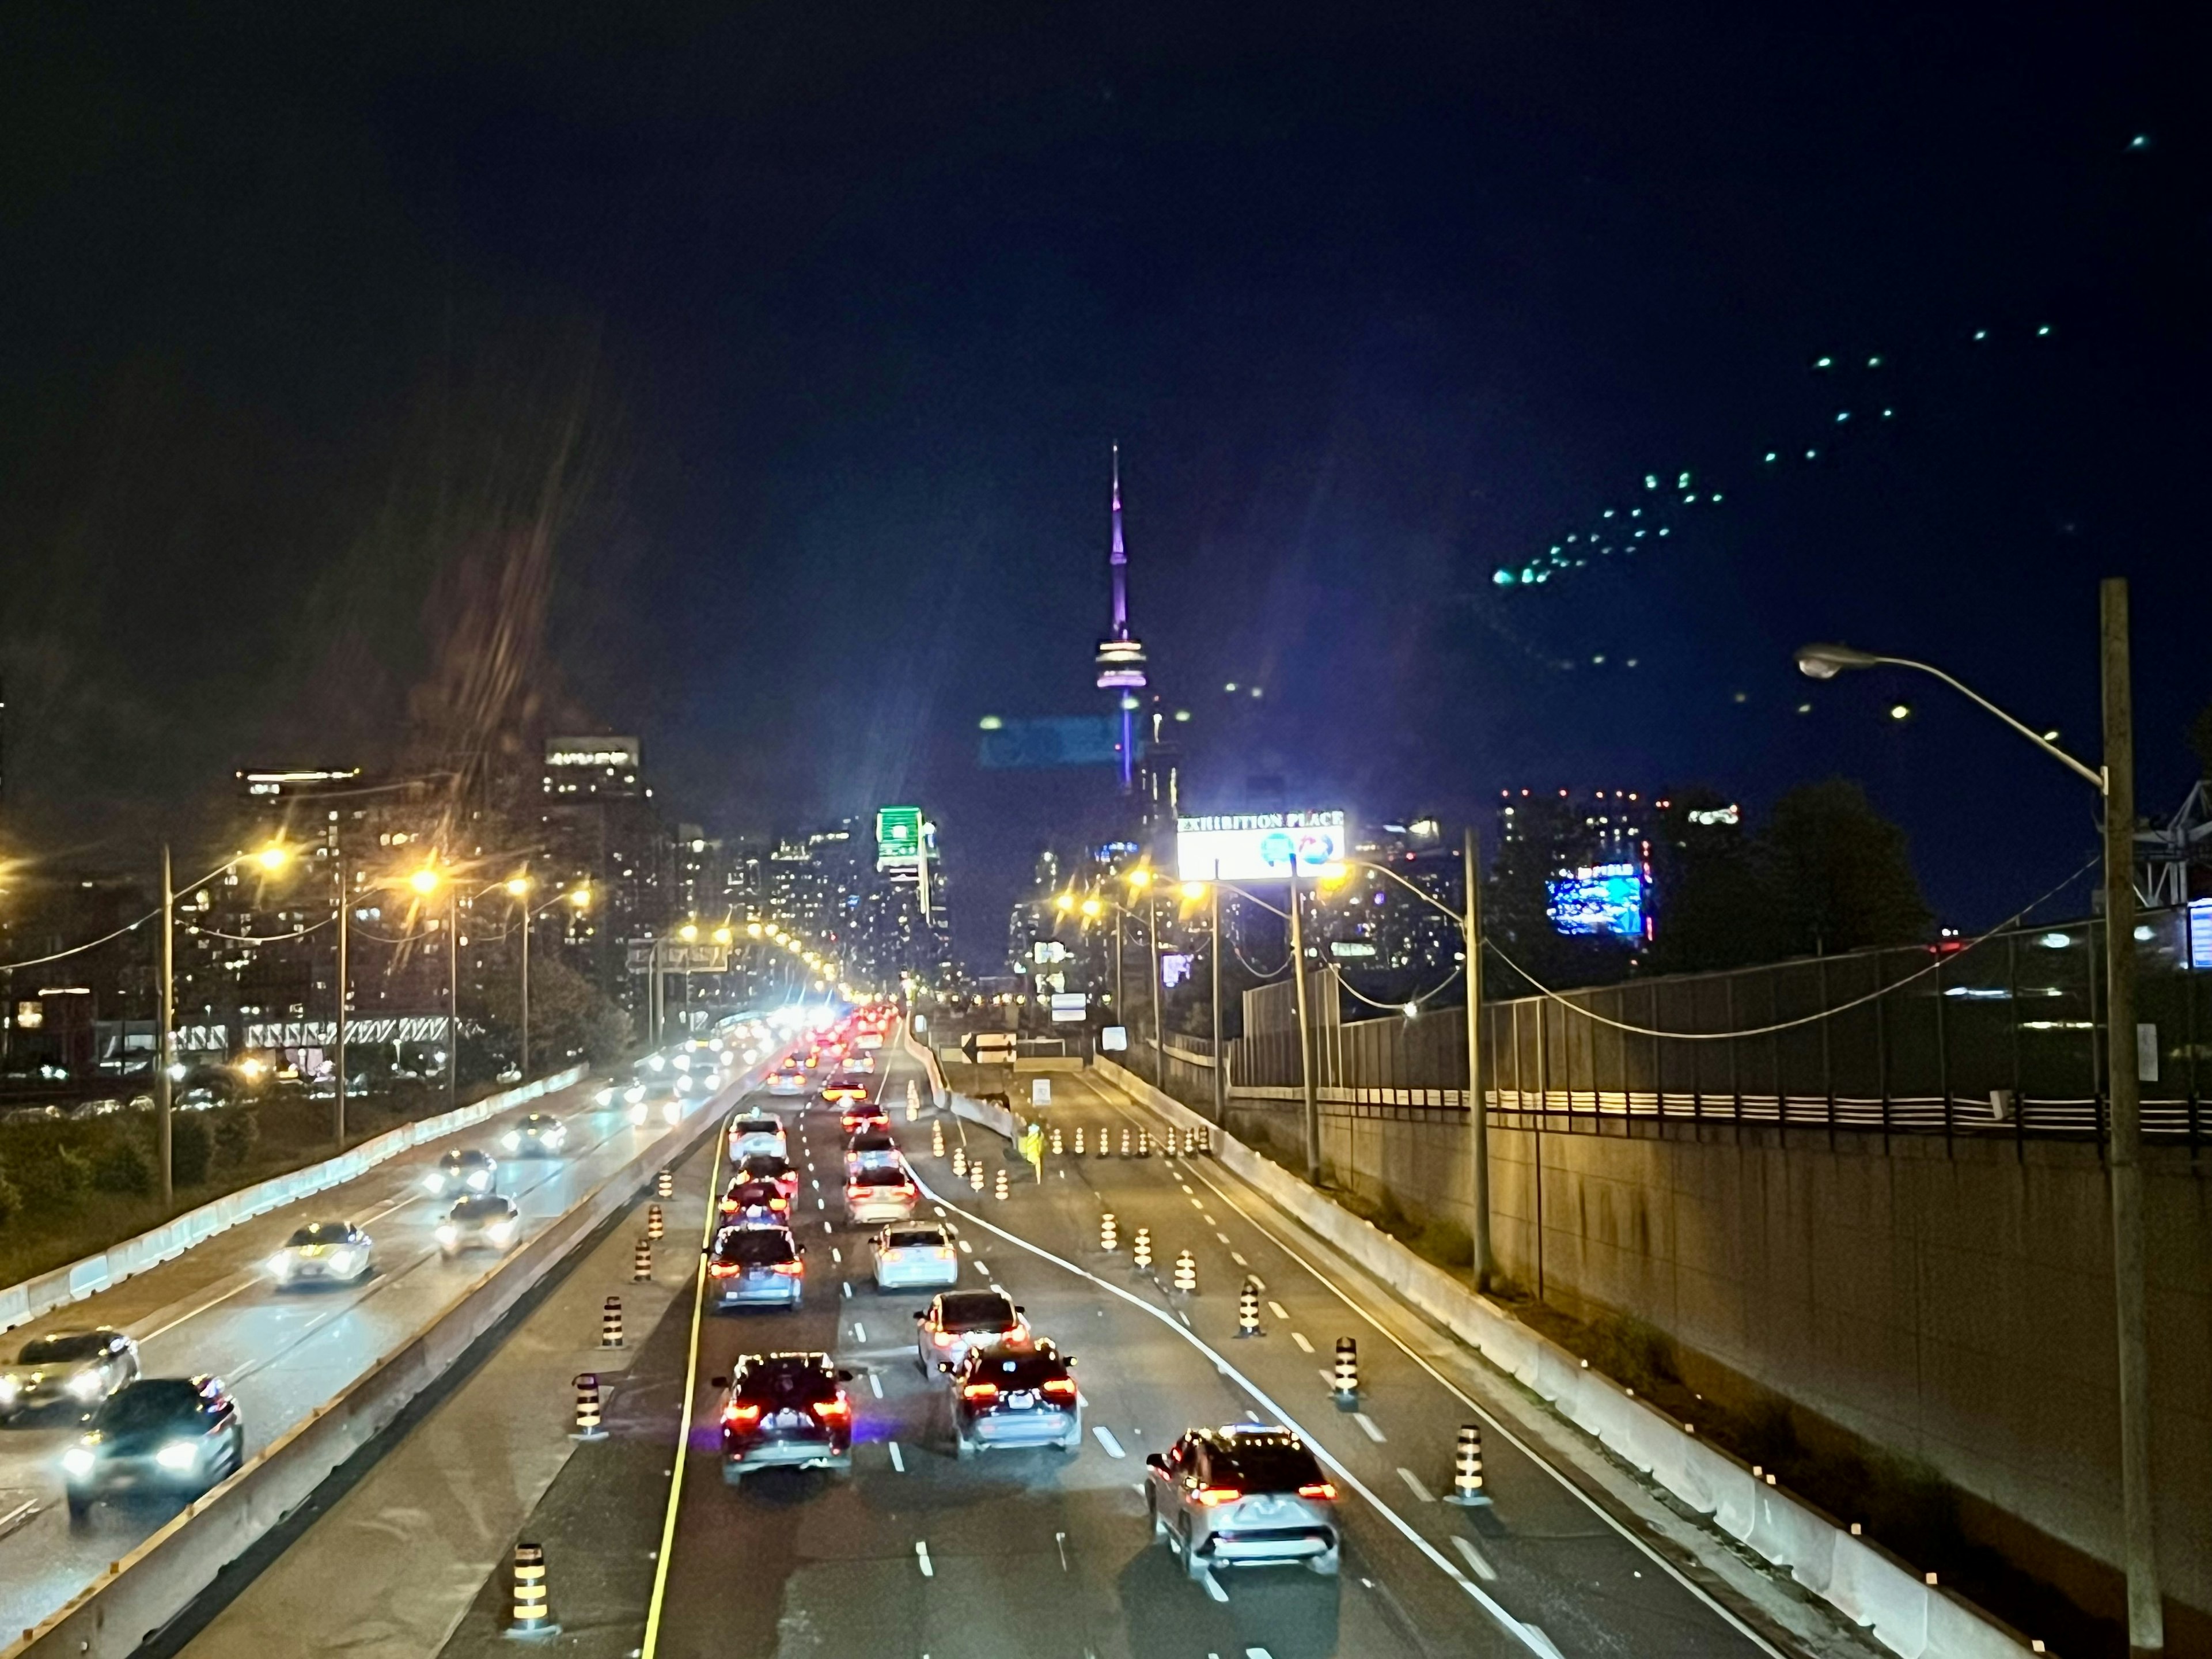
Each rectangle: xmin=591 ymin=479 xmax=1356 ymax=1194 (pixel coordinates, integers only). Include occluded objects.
xmin=1180 ymin=1184 xmax=1194 ymax=1194
xmin=921 ymin=1180 xmax=1550 ymax=1655
xmin=1190 ymin=1198 xmax=1205 ymax=1210
xmin=853 ymin=1322 xmax=866 ymax=1342
xmin=1247 ymin=1649 xmax=1276 ymax=1659
xmin=1202 ymin=1214 xmax=1217 ymax=1226
xmin=824 ymin=1221 xmax=834 ymax=1233
xmin=1056 ymin=1530 xmax=1070 ymax=1573
xmin=1453 ymin=1535 xmax=1499 ymax=1581
xmin=957 ymin=1239 xmax=973 ymax=1253
xmin=1230 ymin=1251 xmax=1248 ymax=1266
xmin=816 ymin=1196 xmax=827 ymax=1210
xmin=869 ymin=1372 xmax=884 ymax=1398
xmin=1290 ymin=1332 xmax=1313 ymax=1353
xmin=1215 ymin=1232 xmax=1232 ymax=1245
xmin=915 ymin=1539 xmax=933 ymax=1578
xmin=1355 ymin=1412 xmax=1386 ymax=1442
xmin=1397 ymin=1466 xmax=1434 ymax=1502
xmin=831 ymin=1247 xmax=842 ymax=1263
xmin=1268 ymin=1301 xmax=1290 ymax=1321
xmin=842 ymin=1282 xmax=853 ymax=1299
xmin=812 ymin=1177 xmax=821 ymax=1190
xmin=889 ymin=1440 xmax=906 ymax=1473
xmin=1092 ymin=1426 xmax=1126 ymax=1459
xmin=1522 ymin=1628 xmax=1566 ymax=1659
xmin=1176 ymin=1145 xmax=1789 ymax=1659
xmin=1199 ymin=1566 xmax=1229 ymax=1603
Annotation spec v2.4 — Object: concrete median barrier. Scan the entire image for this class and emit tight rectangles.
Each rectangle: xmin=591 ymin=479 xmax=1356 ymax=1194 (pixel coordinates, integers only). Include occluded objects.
xmin=1 ymin=1073 xmax=727 ymax=1659
xmin=1088 ymin=1056 xmax=2043 ymax=1659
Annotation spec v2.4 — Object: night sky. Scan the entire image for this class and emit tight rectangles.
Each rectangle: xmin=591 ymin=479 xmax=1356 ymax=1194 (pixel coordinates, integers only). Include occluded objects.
xmin=1 ymin=2 xmax=2202 ymax=963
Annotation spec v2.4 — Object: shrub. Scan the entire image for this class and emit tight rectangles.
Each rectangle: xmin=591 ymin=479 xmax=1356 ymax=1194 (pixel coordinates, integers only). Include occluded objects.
xmin=171 ymin=1114 xmax=214 ymax=1189
xmin=0 ymin=1157 xmax=18 ymax=1228
xmin=16 ymin=1143 xmax=91 ymax=1210
xmin=91 ymin=1136 xmax=154 ymax=1196
xmin=211 ymin=1108 xmax=260 ymax=1172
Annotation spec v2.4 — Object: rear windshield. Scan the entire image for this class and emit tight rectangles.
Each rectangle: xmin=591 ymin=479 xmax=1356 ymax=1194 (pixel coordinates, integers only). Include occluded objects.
xmin=18 ymin=1331 xmax=111 ymax=1363
xmin=965 ymin=1350 xmax=1065 ymax=1387
xmin=937 ymin=1293 xmax=1016 ymax=1332
xmin=740 ymin=1361 xmax=835 ymax=1402
xmin=725 ymin=1181 xmax=782 ymax=1205
xmin=1209 ymin=1438 xmax=1325 ymax=1492
xmin=733 ymin=1118 xmax=780 ymax=1134
xmin=738 ymin=1155 xmax=791 ymax=1177
xmin=884 ymin=1229 xmax=945 ymax=1250
xmin=849 ymin=1134 xmax=896 ymax=1153
xmin=450 ymin=1195 xmax=514 ymax=1220
xmin=285 ymin=1224 xmax=353 ymax=1247
xmin=441 ymin=1149 xmax=490 ymax=1166
xmin=850 ymin=1167 xmax=909 ymax=1188
xmin=101 ymin=1382 xmax=203 ymax=1430
xmin=715 ymin=1228 xmax=796 ymax=1264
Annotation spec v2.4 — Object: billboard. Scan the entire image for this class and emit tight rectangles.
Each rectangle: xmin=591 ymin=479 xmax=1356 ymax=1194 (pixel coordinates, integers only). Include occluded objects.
xmin=1546 ymin=863 xmax=1646 ymax=938
xmin=1175 ymin=810 xmax=1347 ymax=883
xmin=876 ymin=806 xmax=924 ymax=870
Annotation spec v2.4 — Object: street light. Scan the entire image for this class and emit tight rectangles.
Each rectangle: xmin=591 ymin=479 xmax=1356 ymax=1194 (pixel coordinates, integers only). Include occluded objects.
xmin=1793 ymin=581 xmax=2159 ymax=1648
xmin=505 ymin=877 xmax=532 ymax=1080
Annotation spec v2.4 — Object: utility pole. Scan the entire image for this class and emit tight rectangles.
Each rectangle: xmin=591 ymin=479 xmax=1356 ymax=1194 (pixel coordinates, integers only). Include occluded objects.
xmin=518 ymin=891 xmax=531 ymax=1078
xmin=2101 ymin=577 xmax=2162 ymax=1654
xmin=334 ymin=849 xmax=349 ymax=1150
xmin=446 ymin=882 xmax=459 ymax=1116
xmin=1148 ymin=887 xmax=1164 ymax=1086
xmin=157 ymin=844 xmax=175 ymax=1207
xmin=1209 ymin=874 xmax=1225 ymax=1123
xmin=1287 ymin=859 xmax=1320 ymax=1184
xmin=1463 ymin=825 xmax=1494 ymax=1289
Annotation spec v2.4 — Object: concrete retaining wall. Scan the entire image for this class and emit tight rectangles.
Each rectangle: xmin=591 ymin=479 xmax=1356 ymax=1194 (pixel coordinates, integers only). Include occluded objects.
xmin=0 ymin=1067 xmax=588 ymax=1334
xmin=1090 ymin=1058 xmax=2039 ymax=1659
xmin=2 ymin=1067 xmax=726 ymax=1659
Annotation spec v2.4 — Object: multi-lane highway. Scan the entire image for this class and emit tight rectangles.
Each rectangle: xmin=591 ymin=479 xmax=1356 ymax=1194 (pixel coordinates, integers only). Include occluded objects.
xmin=0 ymin=1062 xmax=751 ymax=1642
xmin=422 ymin=1043 xmax=1878 ymax=1659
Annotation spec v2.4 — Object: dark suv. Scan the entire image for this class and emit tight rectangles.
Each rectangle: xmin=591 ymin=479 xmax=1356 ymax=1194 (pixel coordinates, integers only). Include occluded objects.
xmin=707 ymin=1224 xmax=806 ymax=1310
xmin=714 ymin=1351 xmax=854 ymax=1483
xmin=62 ymin=1376 xmax=243 ymax=1519
xmin=945 ymin=1340 xmax=1081 ymax=1456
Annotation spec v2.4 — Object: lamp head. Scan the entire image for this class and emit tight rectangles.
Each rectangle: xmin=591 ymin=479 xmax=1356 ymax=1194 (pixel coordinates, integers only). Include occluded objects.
xmin=408 ymin=866 xmax=441 ymax=896
xmin=505 ymin=876 xmax=530 ymax=897
xmin=1794 ymin=642 xmax=1881 ymax=681
xmin=255 ymin=844 xmax=289 ymax=873
xmin=1179 ymin=881 xmax=1207 ymax=902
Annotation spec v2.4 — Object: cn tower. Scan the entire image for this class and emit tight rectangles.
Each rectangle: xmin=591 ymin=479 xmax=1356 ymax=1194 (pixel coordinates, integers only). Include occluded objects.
xmin=1093 ymin=445 xmax=1147 ymax=793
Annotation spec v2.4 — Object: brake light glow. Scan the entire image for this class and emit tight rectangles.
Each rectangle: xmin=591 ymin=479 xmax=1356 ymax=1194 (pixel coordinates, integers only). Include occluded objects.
xmin=723 ymin=1401 xmax=762 ymax=1427
xmin=1041 ymin=1377 xmax=1078 ymax=1401
xmin=708 ymin=1262 xmax=741 ymax=1277
xmin=961 ymin=1382 xmax=999 ymax=1402
xmin=1297 ymin=1480 xmax=1339 ymax=1500
xmin=769 ymin=1260 xmax=803 ymax=1276
xmin=811 ymin=1396 xmax=851 ymax=1423
xmin=1194 ymin=1486 xmax=1243 ymax=1507
xmin=933 ymin=1331 xmax=955 ymax=1346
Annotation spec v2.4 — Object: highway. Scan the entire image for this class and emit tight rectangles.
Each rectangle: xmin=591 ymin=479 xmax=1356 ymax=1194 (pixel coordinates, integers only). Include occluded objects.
xmin=429 ymin=1047 xmax=1876 ymax=1659
xmin=0 ymin=1063 xmax=751 ymax=1642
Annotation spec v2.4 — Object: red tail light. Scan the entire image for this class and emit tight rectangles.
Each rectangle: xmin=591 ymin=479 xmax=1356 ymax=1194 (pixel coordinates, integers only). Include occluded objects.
xmin=961 ymin=1381 xmax=999 ymax=1402
xmin=708 ymin=1262 xmax=741 ymax=1278
xmin=811 ymin=1396 xmax=851 ymax=1423
xmin=1194 ymin=1486 xmax=1243 ymax=1507
xmin=770 ymin=1260 xmax=803 ymax=1276
xmin=723 ymin=1401 xmax=762 ymax=1427
xmin=1041 ymin=1377 xmax=1078 ymax=1401
xmin=1297 ymin=1480 xmax=1339 ymax=1501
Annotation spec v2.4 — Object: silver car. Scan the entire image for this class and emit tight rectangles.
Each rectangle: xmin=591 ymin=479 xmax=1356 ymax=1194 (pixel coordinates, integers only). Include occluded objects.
xmin=267 ymin=1221 xmax=373 ymax=1287
xmin=0 ymin=1328 xmax=140 ymax=1421
xmin=871 ymin=1223 xmax=959 ymax=1291
xmin=423 ymin=1148 xmax=497 ymax=1197
xmin=843 ymin=1165 xmax=918 ymax=1225
xmin=1146 ymin=1426 xmax=1340 ymax=1578
xmin=726 ymin=1113 xmax=788 ymax=1162
xmin=707 ymin=1224 xmax=807 ymax=1310
xmin=437 ymin=1194 xmax=521 ymax=1256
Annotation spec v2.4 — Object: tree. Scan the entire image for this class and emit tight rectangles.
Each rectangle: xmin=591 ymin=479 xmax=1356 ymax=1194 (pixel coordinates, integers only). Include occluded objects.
xmin=1757 ymin=778 xmax=1932 ymax=957
xmin=476 ymin=950 xmax=633 ymax=1070
xmin=1484 ymin=793 xmax=1634 ymax=993
xmin=1646 ymin=789 xmax=1781 ymax=975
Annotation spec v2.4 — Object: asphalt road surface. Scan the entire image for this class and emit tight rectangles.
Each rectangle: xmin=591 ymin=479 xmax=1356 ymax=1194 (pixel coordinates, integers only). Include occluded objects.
xmin=437 ymin=1050 xmax=1867 ymax=1659
xmin=0 ymin=1067 xmax=745 ymax=1641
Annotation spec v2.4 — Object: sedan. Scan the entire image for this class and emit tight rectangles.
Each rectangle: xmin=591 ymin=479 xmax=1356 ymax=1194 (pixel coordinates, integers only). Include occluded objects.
xmin=63 ymin=1376 xmax=243 ymax=1518
xmin=0 ymin=1328 xmax=140 ymax=1421
xmin=946 ymin=1341 xmax=1081 ymax=1456
xmin=913 ymin=1290 xmax=1028 ymax=1378
xmin=501 ymin=1113 xmax=567 ymax=1156
xmin=423 ymin=1148 xmax=497 ymax=1197
xmin=715 ymin=1351 xmax=854 ymax=1483
xmin=764 ymin=1068 xmax=809 ymax=1097
xmin=844 ymin=1131 xmax=902 ymax=1176
xmin=267 ymin=1221 xmax=373 ymax=1287
xmin=819 ymin=1075 xmax=870 ymax=1106
xmin=843 ymin=1166 xmax=918 ymax=1225
xmin=735 ymin=1152 xmax=800 ymax=1203
xmin=718 ymin=1177 xmax=793 ymax=1226
xmin=871 ymin=1223 xmax=959 ymax=1291
xmin=707 ymin=1224 xmax=806 ymax=1310
xmin=838 ymin=1100 xmax=891 ymax=1136
xmin=1146 ymin=1426 xmax=1340 ymax=1578
xmin=437 ymin=1194 xmax=521 ymax=1256
xmin=726 ymin=1113 xmax=788 ymax=1162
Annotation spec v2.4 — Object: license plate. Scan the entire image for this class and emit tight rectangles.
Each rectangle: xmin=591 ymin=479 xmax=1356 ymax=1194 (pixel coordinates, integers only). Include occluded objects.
xmin=774 ymin=1410 xmax=808 ymax=1428
xmin=1008 ymin=1391 xmax=1035 ymax=1409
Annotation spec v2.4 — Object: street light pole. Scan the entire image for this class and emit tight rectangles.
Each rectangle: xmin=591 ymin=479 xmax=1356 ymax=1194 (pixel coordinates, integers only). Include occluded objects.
xmin=157 ymin=843 xmax=175 ymax=1207
xmin=518 ymin=891 xmax=531 ymax=1079
xmin=1286 ymin=859 xmax=1321 ymax=1184
xmin=1209 ymin=873 xmax=1225 ymax=1124
xmin=1149 ymin=887 xmax=1164 ymax=1086
xmin=1463 ymin=825 xmax=1494 ymax=1288
xmin=334 ymin=849 xmax=349 ymax=1150
xmin=446 ymin=881 xmax=459 ymax=1116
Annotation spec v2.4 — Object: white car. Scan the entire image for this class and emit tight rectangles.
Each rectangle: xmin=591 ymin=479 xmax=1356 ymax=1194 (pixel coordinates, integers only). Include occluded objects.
xmin=437 ymin=1194 xmax=521 ymax=1256
xmin=423 ymin=1149 xmax=497 ymax=1196
xmin=764 ymin=1068 xmax=809 ymax=1097
xmin=268 ymin=1221 xmax=373 ymax=1287
xmin=872 ymin=1223 xmax=958 ymax=1291
xmin=726 ymin=1113 xmax=789 ymax=1161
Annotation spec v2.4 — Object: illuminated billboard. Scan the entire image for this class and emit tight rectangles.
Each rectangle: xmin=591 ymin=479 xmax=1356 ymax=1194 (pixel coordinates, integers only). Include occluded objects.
xmin=876 ymin=806 xmax=924 ymax=870
xmin=1175 ymin=810 xmax=1347 ymax=883
xmin=1546 ymin=863 xmax=1646 ymax=938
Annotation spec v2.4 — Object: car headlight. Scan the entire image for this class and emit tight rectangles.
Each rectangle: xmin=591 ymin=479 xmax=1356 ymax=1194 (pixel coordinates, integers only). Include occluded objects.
xmin=328 ymin=1248 xmax=359 ymax=1275
xmin=624 ymin=1085 xmax=645 ymax=1104
xmin=487 ymin=1220 xmax=518 ymax=1247
xmin=663 ymin=1101 xmax=681 ymax=1125
xmin=593 ymin=1087 xmax=614 ymax=1107
xmin=67 ymin=1370 xmax=105 ymax=1400
xmin=648 ymin=1056 xmax=665 ymax=1073
xmin=268 ymin=1252 xmax=295 ymax=1277
xmin=62 ymin=1445 xmax=95 ymax=1477
xmin=628 ymin=1104 xmax=647 ymax=1125
xmin=673 ymin=1055 xmax=691 ymax=1072
xmin=155 ymin=1440 xmax=199 ymax=1471
xmin=467 ymin=1170 xmax=491 ymax=1191
xmin=502 ymin=1131 xmax=521 ymax=1151
xmin=436 ymin=1224 xmax=459 ymax=1247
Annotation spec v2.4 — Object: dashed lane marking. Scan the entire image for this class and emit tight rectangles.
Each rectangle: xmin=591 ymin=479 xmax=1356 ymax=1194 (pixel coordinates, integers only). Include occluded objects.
xmin=1199 ymin=1566 xmax=1229 ymax=1603
xmin=869 ymin=1372 xmax=883 ymax=1398
xmin=1355 ymin=1413 xmax=1387 ymax=1442
xmin=1230 ymin=1251 xmax=1248 ymax=1266
xmin=1290 ymin=1332 xmax=1313 ymax=1353
xmin=889 ymin=1440 xmax=906 ymax=1473
xmin=1268 ymin=1301 xmax=1290 ymax=1321
xmin=1092 ymin=1426 xmax=1126 ymax=1459
xmin=915 ymin=1539 xmax=934 ymax=1578
xmin=1397 ymin=1466 xmax=1434 ymax=1502
xmin=1452 ymin=1535 xmax=1499 ymax=1581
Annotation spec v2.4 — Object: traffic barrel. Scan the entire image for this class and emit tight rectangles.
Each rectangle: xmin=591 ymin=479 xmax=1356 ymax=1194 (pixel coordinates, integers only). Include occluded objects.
xmin=509 ymin=1541 xmax=554 ymax=1637
xmin=655 ymin=1169 xmax=674 ymax=1199
xmin=1332 ymin=1337 xmax=1359 ymax=1398
xmin=1165 ymin=1127 xmax=1180 ymax=1157
xmin=1172 ymin=1250 xmax=1198 ymax=1294
xmin=632 ymin=1236 xmax=652 ymax=1282
xmin=1100 ymin=1212 xmax=1119 ymax=1252
xmin=1236 ymin=1278 xmax=1262 ymax=1337
xmin=1131 ymin=1226 xmax=1153 ymax=1271
xmin=950 ymin=1147 xmax=968 ymax=1179
xmin=571 ymin=1373 xmax=605 ymax=1440
xmin=600 ymin=1296 xmax=623 ymax=1347
xmin=1196 ymin=1126 xmax=1213 ymax=1156
xmin=1119 ymin=1128 xmax=1131 ymax=1157
xmin=1073 ymin=1126 xmax=1086 ymax=1155
xmin=646 ymin=1203 xmax=665 ymax=1241
xmin=1138 ymin=1129 xmax=1152 ymax=1158
xmin=993 ymin=1168 xmax=1009 ymax=1202
xmin=931 ymin=1121 xmax=946 ymax=1158
xmin=1445 ymin=1423 xmax=1490 ymax=1505
xmin=906 ymin=1080 xmax=921 ymax=1120
xmin=968 ymin=1160 xmax=984 ymax=1194
xmin=1050 ymin=1127 xmax=1064 ymax=1156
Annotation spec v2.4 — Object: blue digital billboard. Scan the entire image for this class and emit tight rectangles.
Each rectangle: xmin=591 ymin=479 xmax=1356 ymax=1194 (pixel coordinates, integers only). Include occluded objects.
xmin=1547 ymin=862 xmax=1646 ymax=938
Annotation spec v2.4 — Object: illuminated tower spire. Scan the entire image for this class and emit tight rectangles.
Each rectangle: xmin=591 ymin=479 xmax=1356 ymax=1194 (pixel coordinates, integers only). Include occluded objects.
xmin=1094 ymin=445 xmax=1147 ymax=793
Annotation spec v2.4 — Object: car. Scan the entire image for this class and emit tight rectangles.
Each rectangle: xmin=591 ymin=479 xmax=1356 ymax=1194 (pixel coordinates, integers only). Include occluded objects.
xmin=1145 ymin=1426 xmax=1340 ymax=1578
xmin=0 ymin=1329 xmax=141 ymax=1421
xmin=719 ymin=1177 xmax=793 ymax=1225
xmin=626 ymin=1075 xmax=687 ymax=1127
xmin=913 ymin=1290 xmax=1028 ymax=1377
xmin=437 ymin=1194 xmax=522 ymax=1256
xmin=838 ymin=1099 xmax=890 ymax=1135
xmin=870 ymin=1223 xmax=959 ymax=1291
xmin=764 ymin=1068 xmax=809 ymax=1097
xmin=423 ymin=1148 xmax=497 ymax=1196
xmin=854 ymin=1031 xmax=884 ymax=1051
xmin=945 ymin=1340 xmax=1081 ymax=1456
xmin=726 ymin=1113 xmax=789 ymax=1161
xmin=714 ymin=1351 xmax=854 ymax=1483
xmin=844 ymin=1131 xmax=902 ymax=1175
xmin=844 ymin=1051 xmax=877 ymax=1073
xmin=735 ymin=1152 xmax=800 ymax=1202
xmin=267 ymin=1221 xmax=373 ymax=1287
xmin=844 ymin=1165 xmax=918 ymax=1224
xmin=707 ymin=1224 xmax=806 ymax=1310
xmin=501 ymin=1112 xmax=567 ymax=1156
xmin=62 ymin=1376 xmax=243 ymax=1518
xmin=819 ymin=1075 xmax=870 ymax=1105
